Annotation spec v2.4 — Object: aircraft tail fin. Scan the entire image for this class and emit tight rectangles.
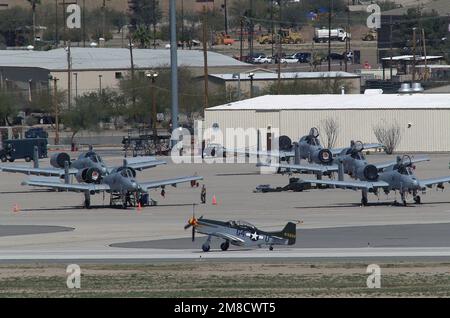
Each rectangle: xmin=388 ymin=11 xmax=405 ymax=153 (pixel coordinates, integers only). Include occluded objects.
xmin=280 ymin=222 xmax=296 ymax=245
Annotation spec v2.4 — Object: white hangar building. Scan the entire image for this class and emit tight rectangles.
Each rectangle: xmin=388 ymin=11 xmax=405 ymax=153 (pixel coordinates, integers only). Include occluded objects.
xmin=204 ymin=93 xmax=450 ymax=152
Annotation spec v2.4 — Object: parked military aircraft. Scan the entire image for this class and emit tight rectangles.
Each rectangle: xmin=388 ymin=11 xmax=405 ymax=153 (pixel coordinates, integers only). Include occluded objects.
xmin=207 ymin=127 xmax=383 ymax=167
xmin=184 ymin=213 xmax=297 ymax=252
xmin=0 ymin=146 xmax=166 ymax=183
xmin=297 ymin=155 xmax=450 ymax=206
xmin=22 ymin=160 xmax=203 ymax=209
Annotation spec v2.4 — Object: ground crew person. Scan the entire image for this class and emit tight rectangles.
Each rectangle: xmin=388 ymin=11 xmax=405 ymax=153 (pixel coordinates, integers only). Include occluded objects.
xmin=201 ymin=185 xmax=206 ymax=204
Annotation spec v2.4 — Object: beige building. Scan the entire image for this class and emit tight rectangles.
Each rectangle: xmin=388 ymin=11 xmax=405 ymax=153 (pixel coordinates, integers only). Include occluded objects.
xmin=208 ymin=71 xmax=361 ymax=99
xmin=0 ymin=47 xmax=250 ymax=104
xmin=204 ymin=93 xmax=450 ymax=152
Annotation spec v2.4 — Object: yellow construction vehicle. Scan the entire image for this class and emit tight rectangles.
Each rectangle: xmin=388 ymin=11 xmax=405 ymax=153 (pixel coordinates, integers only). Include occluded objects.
xmin=258 ymin=28 xmax=303 ymax=44
xmin=213 ymin=33 xmax=235 ymax=45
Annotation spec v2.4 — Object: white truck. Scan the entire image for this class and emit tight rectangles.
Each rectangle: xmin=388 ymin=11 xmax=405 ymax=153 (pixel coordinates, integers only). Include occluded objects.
xmin=314 ymin=28 xmax=351 ymax=43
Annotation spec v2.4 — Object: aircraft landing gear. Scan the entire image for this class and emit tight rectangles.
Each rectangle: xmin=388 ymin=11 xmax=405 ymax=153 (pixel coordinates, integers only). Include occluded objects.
xmin=414 ymin=195 xmax=421 ymax=204
xmin=401 ymin=192 xmax=407 ymax=206
xmin=220 ymin=241 xmax=230 ymax=251
xmin=202 ymin=235 xmax=212 ymax=252
xmin=84 ymin=192 xmax=91 ymax=209
xmin=361 ymin=190 xmax=368 ymax=206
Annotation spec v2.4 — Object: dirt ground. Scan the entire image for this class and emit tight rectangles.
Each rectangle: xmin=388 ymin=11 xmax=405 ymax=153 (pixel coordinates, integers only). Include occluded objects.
xmin=1 ymin=261 xmax=450 ymax=297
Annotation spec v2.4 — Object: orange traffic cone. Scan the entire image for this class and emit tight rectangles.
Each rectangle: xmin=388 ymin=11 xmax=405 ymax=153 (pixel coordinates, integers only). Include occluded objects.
xmin=212 ymin=195 xmax=217 ymax=206
xmin=137 ymin=202 xmax=142 ymax=212
xmin=12 ymin=203 xmax=20 ymax=213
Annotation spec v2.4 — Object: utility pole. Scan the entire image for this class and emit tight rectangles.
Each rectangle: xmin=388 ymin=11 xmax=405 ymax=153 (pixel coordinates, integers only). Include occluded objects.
xmin=422 ymin=28 xmax=428 ymax=81
xmin=240 ymin=17 xmax=244 ymax=61
xmin=55 ymin=0 xmax=58 ymax=47
xmin=169 ymin=0 xmax=179 ymax=137
xmin=389 ymin=16 xmax=393 ymax=80
xmin=102 ymin=0 xmax=107 ymax=40
xmin=63 ymin=0 xmax=66 ymax=45
xmin=129 ymin=36 xmax=136 ymax=105
xmin=67 ymin=40 xmax=71 ymax=110
xmin=153 ymin=0 xmax=157 ymax=49
xmin=270 ymin=0 xmax=274 ymax=57
xmin=203 ymin=6 xmax=209 ymax=110
xmin=223 ymin=0 xmax=228 ymax=35
xmin=412 ymin=27 xmax=416 ymax=82
xmin=181 ymin=0 xmax=185 ymax=49
xmin=277 ymin=34 xmax=282 ymax=95
xmin=328 ymin=0 xmax=332 ymax=72
xmin=53 ymin=77 xmax=60 ymax=145
xmin=83 ymin=0 xmax=86 ymax=47
xmin=248 ymin=0 xmax=254 ymax=58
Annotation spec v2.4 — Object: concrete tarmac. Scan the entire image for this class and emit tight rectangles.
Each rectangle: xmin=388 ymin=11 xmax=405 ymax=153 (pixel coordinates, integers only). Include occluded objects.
xmin=0 ymin=153 xmax=449 ymax=261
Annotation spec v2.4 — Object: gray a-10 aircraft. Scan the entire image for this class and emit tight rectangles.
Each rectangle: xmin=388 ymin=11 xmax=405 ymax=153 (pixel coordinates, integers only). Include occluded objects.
xmin=214 ymin=127 xmax=382 ymax=167
xmin=0 ymin=146 xmax=166 ymax=184
xmin=184 ymin=214 xmax=297 ymax=252
xmin=296 ymin=154 xmax=450 ymax=206
xmin=22 ymin=160 xmax=203 ymax=209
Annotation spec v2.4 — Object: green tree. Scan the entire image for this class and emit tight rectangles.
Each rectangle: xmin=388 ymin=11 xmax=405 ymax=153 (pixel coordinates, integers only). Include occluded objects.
xmin=263 ymin=77 xmax=353 ymax=95
xmin=62 ymin=93 xmax=102 ymax=144
xmin=0 ymin=91 xmax=17 ymax=126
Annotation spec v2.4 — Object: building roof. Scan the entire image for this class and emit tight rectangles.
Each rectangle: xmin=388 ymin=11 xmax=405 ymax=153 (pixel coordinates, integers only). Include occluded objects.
xmin=207 ymin=94 xmax=450 ymax=111
xmin=209 ymin=71 xmax=360 ymax=81
xmin=381 ymin=55 xmax=443 ymax=61
xmin=0 ymin=48 xmax=248 ymax=71
xmin=382 ymin=0 xmax=450 ymax=16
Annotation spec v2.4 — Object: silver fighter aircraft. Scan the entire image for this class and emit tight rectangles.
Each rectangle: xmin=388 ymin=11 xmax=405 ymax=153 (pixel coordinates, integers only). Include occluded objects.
xmin=222 ymin=127 xmax=383 ymax=167
xmin=298 ymin=155 xmax=450 ymax=206
xmin=22 ymin=161 xmax=203 ymax=209
xmin=0 ymin=146 xmax=166 ymax=183
xmin=184 ymin=214 xmax=297 ymax=252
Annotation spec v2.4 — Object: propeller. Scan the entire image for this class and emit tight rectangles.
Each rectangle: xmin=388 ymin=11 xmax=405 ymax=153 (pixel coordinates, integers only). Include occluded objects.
xmin=184 ymin=204 xmax=198 ymax=241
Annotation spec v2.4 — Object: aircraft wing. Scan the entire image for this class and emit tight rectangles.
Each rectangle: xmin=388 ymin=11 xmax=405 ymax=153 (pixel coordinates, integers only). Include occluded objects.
xmin=374 ymin=156 xmax=430 ymax=170
xmin=125 ymin=157 xmax=167 ymax=171
xmin=330 ymin=143 xmax=384 ymax=155
xmin=140 ymin=176 xmax=203 ymax=190
xmin=210 ymin=232 xmax=245 ymax=244
xmin=301 ymin=178 xmax=390 ymax=190
xmin=256 ymin=162 xmax=338 ymax=173
xmin=233 ymin=149 xmax=294 ymax=158
xmin=22 ymin=177 xmax=110 ymax=192
xmin=0 ymin=165 xmax=78 ymax=176
xmin=419 ymin=176 xmax=450 ymax=189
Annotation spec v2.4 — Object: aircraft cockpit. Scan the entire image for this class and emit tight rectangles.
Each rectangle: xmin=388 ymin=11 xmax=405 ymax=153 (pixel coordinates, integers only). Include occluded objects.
xmin=120 ymin=168 xmax=134 ymax=179
xmin=83 ymin=151 xmax=104 ymax=164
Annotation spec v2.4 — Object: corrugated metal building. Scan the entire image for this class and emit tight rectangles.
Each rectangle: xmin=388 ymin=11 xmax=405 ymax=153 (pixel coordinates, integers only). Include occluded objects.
xmin=204 ymin=94 xmax=450 ymax=152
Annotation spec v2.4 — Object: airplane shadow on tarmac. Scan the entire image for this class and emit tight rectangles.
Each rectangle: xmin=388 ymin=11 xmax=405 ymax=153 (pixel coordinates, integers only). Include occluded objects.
xmin=215 ymin=172 xmax=261 ymax=176
xmin=20 ymin=202 xmax=198 ymax=212
xmin=295 ymin=200 xmax=450 ymax=209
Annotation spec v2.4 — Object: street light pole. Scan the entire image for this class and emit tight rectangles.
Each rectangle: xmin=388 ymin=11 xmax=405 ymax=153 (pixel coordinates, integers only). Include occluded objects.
xmin=51 ymin=77 xmax=60 ymax=145
xmin=146 ymin=71 xmax=159 ymax=145
xmin=74 ymin=72 xmax=78 ymax=98
xmin=248 ymin=73 xmax=254 ymax=98
xmin=99 ymin=74 xmax=103 ymax=93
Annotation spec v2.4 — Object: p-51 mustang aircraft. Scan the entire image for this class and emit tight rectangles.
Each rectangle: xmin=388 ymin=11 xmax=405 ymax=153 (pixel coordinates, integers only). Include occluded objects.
xmin=184 ymin=214 xmax=297 ymax=252
xmin=0 ymin=146 xmax=166 ymax=182
xmin=22 ymin=160 xmax=203 ymax=209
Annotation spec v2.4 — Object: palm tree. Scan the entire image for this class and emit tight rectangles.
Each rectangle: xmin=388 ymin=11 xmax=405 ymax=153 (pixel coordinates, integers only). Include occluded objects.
xmin=27 ymin=0 xmax=41 ymax=46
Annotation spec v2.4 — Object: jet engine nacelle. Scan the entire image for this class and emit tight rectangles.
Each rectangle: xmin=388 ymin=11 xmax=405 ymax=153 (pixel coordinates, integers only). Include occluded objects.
xmin=357 ymin=164 xmax=378 ymax=181
xmin=50 ymin=152 xmax=71 ymax=168
xmin=311 ymin=149 xmax=333 ymax=164
xmin=76 ymin=167 xmax=103 ymax=184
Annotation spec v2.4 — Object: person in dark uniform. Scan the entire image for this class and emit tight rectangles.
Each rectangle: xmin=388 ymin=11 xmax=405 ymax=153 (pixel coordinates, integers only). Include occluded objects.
xmin=201 ymin=185 xmax=206 ymax=204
